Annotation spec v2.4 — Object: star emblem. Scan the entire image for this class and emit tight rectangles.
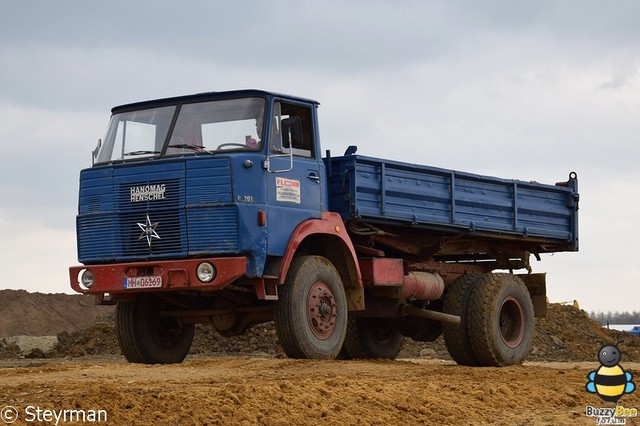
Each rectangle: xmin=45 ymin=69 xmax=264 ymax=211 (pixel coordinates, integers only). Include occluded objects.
xmin=137 ymin=214 xmax=161 ymax=248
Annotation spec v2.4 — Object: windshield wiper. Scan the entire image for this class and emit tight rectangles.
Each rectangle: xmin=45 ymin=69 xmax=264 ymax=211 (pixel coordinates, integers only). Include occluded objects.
xmin=167 ymin=144 xmax=214 ymax=154
xmin=124 ymin=150 xmax=161 ymax=156
xmin=168 ymin=144 xmax=205 ymax=150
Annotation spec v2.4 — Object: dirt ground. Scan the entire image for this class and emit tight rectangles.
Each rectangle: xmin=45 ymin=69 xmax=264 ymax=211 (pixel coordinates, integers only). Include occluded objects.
xmin=1 ymin=292 xmax=639 ymax=425
xmin=0 ymin=356 xmax=638 ymax=425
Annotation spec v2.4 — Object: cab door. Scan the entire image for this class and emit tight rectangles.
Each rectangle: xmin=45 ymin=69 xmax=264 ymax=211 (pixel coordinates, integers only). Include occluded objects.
xmin=265 ymin=100 xmax=325 ymax=256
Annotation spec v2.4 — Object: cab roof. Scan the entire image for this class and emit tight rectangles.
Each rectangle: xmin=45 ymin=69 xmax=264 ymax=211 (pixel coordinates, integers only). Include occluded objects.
xmin=111 ymin=89 xmax=320 ymax=114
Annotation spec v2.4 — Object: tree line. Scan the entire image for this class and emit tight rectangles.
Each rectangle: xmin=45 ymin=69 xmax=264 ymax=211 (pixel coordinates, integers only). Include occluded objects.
xmin=589 ymin=310 xmax=640 ymax=325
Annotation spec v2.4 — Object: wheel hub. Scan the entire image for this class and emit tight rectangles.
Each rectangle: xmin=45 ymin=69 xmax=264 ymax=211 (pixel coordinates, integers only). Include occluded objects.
xmin=499 ymin=296 xmax=525 ymax=348
xmin=307 ymin=281 xmax=338 ymax=340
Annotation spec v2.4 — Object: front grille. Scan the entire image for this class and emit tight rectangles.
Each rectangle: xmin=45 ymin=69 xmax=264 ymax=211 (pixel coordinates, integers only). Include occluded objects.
xmin=77 ymin=158 xmax=239 ymax=264
xmin=119 ymin=209 xmax=185 ymax=257
xmin=117 ymin=179 xmax=184 ymax=257
xmin=77 ymin=214 xmax=115 ymax=262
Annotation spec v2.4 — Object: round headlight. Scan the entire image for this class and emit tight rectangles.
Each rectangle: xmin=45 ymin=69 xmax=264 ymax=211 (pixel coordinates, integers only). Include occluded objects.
xmin=196 ymin=262 xmax=216 ymax=283
xmin=80 ymin=269 xmax=95 ymax=290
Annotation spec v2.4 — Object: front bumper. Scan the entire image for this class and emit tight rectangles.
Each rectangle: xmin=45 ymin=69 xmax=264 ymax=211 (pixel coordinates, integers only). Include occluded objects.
xmin=69 ymin=257 xmax=247 ymax=295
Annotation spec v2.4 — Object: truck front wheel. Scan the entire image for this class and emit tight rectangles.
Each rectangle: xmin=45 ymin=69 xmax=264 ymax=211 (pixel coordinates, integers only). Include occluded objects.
xmin=274 ymin=256 xmax=348 ymax=359
xmin=116 ymin=294 xmax=194 ymax=364
xmin=467 ymin=273 xmax=534 ymax=366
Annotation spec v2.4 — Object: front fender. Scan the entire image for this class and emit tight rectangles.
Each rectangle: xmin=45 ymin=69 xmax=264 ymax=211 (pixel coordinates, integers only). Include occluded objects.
xmin=277 ymin=212 xmax=363 ymax=310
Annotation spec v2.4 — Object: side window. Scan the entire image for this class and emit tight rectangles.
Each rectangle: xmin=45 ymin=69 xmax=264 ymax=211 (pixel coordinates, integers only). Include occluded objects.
xmin=270 ymin=102 xmax=315 ymax=158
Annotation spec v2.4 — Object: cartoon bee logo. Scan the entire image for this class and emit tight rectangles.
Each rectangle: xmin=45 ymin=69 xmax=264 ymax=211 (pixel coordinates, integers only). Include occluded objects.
xmin=586 ymin=344 xmax=635 ymax=403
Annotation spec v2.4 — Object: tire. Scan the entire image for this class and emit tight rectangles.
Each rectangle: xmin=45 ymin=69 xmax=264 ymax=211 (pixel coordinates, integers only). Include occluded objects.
xmin=467 ymin=273 xmax=534 ymax=366
xmin=341 ymin=317 xmax=405 ymax=360
xmin=399 ymin=315 xmax=442 ymax=342
xmin=442 ymin=274 xmax=483 ymax=366
xmin=116 ymin=294 xmax=194 ymax=364
xmin=274 ymin=256 xmax=348 ymax=360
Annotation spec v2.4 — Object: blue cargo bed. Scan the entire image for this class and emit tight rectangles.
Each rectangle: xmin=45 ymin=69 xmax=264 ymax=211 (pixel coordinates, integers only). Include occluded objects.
xmin=325 ymin=154 xmax=579 ymax=253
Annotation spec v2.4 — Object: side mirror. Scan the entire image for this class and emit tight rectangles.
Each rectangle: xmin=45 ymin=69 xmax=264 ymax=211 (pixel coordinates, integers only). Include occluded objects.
xmin=270 ymin=116 xmax=302 ymax=153
xmin=263 ymin=116 xmax=302 ymax=173
xmin=280 ymin=116 xmax=302 ymax=150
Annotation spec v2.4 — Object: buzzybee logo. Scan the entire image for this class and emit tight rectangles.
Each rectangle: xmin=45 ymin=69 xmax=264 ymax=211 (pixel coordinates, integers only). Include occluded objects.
xmin=586 ymin=344 xmax=635 ymax=403
xmin=584 ymin=343 xmax=637 ymax=424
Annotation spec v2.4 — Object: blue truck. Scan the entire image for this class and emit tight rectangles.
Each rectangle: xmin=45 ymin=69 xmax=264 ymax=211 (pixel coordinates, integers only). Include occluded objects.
xmin=69 ymin=90 xmax=579 ymax=366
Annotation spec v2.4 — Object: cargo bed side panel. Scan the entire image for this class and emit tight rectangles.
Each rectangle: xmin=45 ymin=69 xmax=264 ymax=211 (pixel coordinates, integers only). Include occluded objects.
xmin=326 ymin=155 xmax=578 ymax=252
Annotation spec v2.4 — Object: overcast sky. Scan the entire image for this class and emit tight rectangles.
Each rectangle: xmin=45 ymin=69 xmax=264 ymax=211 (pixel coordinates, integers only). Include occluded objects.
xmin=1 ymin=1 xmax=639 ymax=313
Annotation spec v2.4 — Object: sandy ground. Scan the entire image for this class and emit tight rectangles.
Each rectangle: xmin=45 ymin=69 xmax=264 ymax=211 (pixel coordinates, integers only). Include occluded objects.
xmin=1 ymin=296 xmax=638 ymax=425
xmin=0 ymin=356 xmax=638 ymax=425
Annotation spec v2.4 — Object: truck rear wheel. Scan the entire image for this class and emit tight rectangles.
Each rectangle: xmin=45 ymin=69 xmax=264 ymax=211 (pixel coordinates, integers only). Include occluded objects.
xmin=274 ymin=256 xmax=347 ymax=359
xmin=467 ymin=273 xmax=534 ymax=366
xmin=442 ymin=274 xmax=482 ymax=366
xmin=341 ymin=317 xmax=405 ymax=360
xmin=116 ymin=294 xmax=194 ymax=364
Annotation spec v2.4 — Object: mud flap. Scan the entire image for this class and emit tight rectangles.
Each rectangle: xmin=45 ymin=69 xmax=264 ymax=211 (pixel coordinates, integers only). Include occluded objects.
xmin=518 ymin=273 xmax=547 ymax=318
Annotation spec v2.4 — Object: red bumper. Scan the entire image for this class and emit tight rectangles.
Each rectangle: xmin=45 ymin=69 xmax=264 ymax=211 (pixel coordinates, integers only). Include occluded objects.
xmin=69 ymin=257 xmax=247 ymax=295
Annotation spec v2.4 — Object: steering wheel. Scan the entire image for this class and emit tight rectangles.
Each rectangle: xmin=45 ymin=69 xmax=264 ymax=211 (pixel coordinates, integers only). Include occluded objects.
xmin=216 ymin=143 xmax=246 ymax=150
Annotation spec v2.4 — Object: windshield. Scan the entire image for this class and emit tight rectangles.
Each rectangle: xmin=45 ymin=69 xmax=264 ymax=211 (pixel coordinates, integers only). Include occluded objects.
xmin=96 ymin=106 xmax=176 ymax=163
xmin=95 ymin=97 xmax=265 ymax=164
xmin=166 ymin=97 xmax=265 ymax=155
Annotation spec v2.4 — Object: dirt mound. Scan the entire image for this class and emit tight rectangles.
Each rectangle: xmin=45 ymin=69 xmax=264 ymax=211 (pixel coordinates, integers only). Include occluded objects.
xmin=0 ymin=289 xmax=114 ymax=337
xmin=50 ymin=320 xmax=121 ymax=358
xmin=531 ymin=303 xmax=640 ymax=361
xmin=38 ymin=303 xmax=640 ymax=362
xmin=1 ymin=289 xmax=637 ymax=362
xmin=190 ymin=323 xmax=285 ymax=358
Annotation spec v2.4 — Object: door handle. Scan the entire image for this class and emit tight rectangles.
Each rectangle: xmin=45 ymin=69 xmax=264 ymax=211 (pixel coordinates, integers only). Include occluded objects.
xmin=307 ymin=173 xmax=320 ymax=182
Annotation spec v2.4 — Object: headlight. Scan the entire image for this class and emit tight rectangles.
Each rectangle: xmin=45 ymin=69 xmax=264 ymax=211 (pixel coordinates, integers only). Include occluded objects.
xmin=80 ymin=269 xmax=95 ymax=289
xmin=196 ymin=262 xmax=216 ymax=283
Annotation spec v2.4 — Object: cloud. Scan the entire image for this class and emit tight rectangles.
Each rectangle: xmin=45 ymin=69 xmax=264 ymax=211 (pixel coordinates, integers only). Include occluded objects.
xmin=0 ymin=214 xmax=76 ymax=293
xmin=0 ymin=103 xmax=104 ymax=227
xmin=542 ymin=179 xmax=640 ymax=311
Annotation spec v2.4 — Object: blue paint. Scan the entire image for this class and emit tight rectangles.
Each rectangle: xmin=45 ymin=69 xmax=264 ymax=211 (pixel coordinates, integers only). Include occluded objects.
xmin=325 ymin=154 xmax=579 ymax=253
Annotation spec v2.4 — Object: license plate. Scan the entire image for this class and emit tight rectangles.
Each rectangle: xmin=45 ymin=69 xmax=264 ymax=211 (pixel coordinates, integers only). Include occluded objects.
xmin=124 ymin=276 xmax=163 ymax=289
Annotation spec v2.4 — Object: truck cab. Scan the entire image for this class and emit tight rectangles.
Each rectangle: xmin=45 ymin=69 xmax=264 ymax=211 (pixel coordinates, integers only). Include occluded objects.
xmin=77 ymin=90 xmax=328 ymax=278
